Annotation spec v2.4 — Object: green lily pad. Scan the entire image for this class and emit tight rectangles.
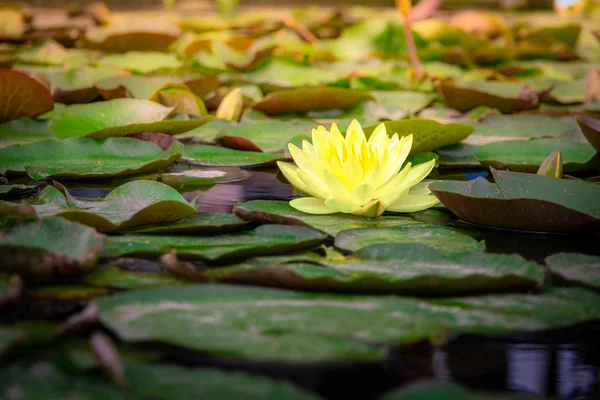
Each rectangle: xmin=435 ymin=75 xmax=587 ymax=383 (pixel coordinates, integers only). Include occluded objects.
xmin=435 ymin=143 xmax=481 ymax=168
xmin=184 ymin=145 xmax=285 ymax=167
xmin=85 ymin=264 xmax=182 ymax=290
xmin=48 ymin=99 xmax=210 ymax=139
xmin=122 ymin=212 xmax=248 ymax=235
xmin=430 ymin=169 xmax=600 ymax=232
xmin=0 ymin=184 xmax=38 ymax=199
xmin=204 ymin=243 xmax=544 ymax=295
xmin=0 ymin=68 xmax=54 ymax=123
xmin=125 ymin=362 xmax=321 ymax=400
xmin=253 ymin=87 xmax=373 ymax=115
xmin=233 ymin=200 xmax=419 ymax=236
xmin=363 ymin=119 xmax=475 ymax=154
xmin=335 ymin=224 xmax=484 ymax=254
xmin=0 ymin=217 xmax=105 ymax=281
xmin=370 ymin=91 xmax=436 ymax=115
xmin=545 ymin=253 xmax=600 ymax=290
xmin=175 ymin=118 xmax=238 ymax=143
xmin=94 ymin=75 xmax=216 ymax=100
xmin=97 ymin=284 xmax=600 ymax=362
xmin=0 ymin=138 xmax=183 ymax=179
xmin=474 ymin=138 xmax=598 ymax=173
xmin=30 ymin=180 xmax=196 ymax=232
xmin=243 ymin=57 xmax=343 ymax=87
xmin=439 ymin=82 xmax=542 ymax=113
xmin=81 ymin=24 xmax=180 ymax=53
xmin=381 ymin=380 xmax=555 ymax=400
xmin=102 ymin=224 xmax=327 ymax=261
xmin=47 ymin=66 xmax=125 ymax=105
xmin=0 ymin=118 xmax=53 ymax=149
xmin=464 ymin=114 xmax=581 ymax=145
xmin=215 ymin=120 xmax=315 ymax=153
xmin=97 ymin=52 xmax=182 ymax=74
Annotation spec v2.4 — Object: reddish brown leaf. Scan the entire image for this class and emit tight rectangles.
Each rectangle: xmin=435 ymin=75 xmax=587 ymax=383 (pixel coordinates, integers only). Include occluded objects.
xmin=576 ymin=115 xmax=600 ymax=153
xmin=0 ymin=68 xmax=54 ymax=122
xmin=216 ymin=135 xmax=263 ymax=152
xmin=439 ymin=82 xmax=540 ymax=114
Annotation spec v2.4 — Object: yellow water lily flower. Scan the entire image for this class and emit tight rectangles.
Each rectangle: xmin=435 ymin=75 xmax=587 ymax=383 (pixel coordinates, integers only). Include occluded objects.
xmin=277 ymin=120 xmax=439 ymax=217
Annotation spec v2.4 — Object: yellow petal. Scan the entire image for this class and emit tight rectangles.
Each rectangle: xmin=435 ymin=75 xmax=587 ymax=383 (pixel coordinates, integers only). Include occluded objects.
xmin=346 ymin=119 xmax=366 ymax=153
xmin=409 ymin=181 xmax=432 ymax=196
xmin=367 ymin=123 xmax=388 ymax=147
xmin=343 ymin=154 xmax=363 ymax=191
xmin=387 ymin=194 xmax=440 ymax=213
xmin=375 ymin=163 xmax=412 ymax=205
xmin=297 ymin=169 xmax=330 ymax=199
xmin=322 ymin=168 xmax=352 ymax=200
xmin=325 ymin=196 xmax=357 ymax=213
xmin=351 ymin=182 xmax=375 ymax=206
xmin=352 ymin=199 xmax=385 ymax=217
xmin=288 ymin=143 xmax=322 ymax=178
xmin=290 ymin=197 xmax=337 ymax=214
xmin=276 ymin=161 xmax=310 ymax=194
xmin=380 ymin=159 xmax=436 ymax=206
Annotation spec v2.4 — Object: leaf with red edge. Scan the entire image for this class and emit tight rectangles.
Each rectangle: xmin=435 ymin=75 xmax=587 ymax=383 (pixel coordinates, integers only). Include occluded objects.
xmin=577 ymin=115 xmax=600 ymax=153
xmin=0 ymin=69 xmax=54 ymax=122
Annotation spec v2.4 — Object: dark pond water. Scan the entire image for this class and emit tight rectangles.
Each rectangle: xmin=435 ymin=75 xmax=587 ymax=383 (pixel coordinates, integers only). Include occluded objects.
xmin=59 ymin=163 xmax=600 ymax=400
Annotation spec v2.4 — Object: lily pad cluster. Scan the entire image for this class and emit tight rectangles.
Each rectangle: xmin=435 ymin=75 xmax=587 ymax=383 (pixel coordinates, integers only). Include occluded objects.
xmin=0 ymin=2 xmax=599 ymax=400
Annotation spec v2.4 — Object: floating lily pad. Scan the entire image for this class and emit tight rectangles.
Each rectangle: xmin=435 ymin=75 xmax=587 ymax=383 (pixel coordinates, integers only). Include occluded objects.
xmin=204 ymin=243 xmax=544 ymax=295
xmin=48 ymin=99 xmax=209 ymax=139
xmin=85 ymin=264 xmax=182 ymax=290
xmin=102 ymin=224 xmax=327 ymax=261
xmin=233 ymin=200 xmax=419 ymax=236
xmin=370 ymin=91 xmax=436 ymax=115
xmin=125 ymin=362 xmax=321 ymax=400
xmin=159 ymin=168 xmax=249 ymax=191
xmin=474 ymin=138 xmax=598 ymax=173
xmin=439 ymin=82 xmax=541 ymax=113
xmin=0 ymin=118 xmax=53 ymax=149
xmin=464 ymin=114 xmax=581 ymax=145
xmin=175 ymin=118 xmax=238 ymax=143
xmin=122 ymin=212 xmax=248 ymax=235
xmin=0 ymin=138 xmax=183 ymax=179
xmin=184 ymin=145 xmax=285 ymax=167
xmin=335 ymin=224 xmax=484 ymax=254
xmin=97 ymin=284 xmax=600 ymax=362
xmin=0 ymin=68 xmax=54 ymax=122
xmin=435 ymin=143 xmax=481 ymax=168
xmin=381 ymin=380 xmax=554 ymax=400
xmin=0 ymin=184 xmax=38 ymax=199
xmin=254 ymin=87 xmax=372 ymax=115
xmin=545 ymin=253 xmax=600 ymax=290
xmin=430 ymin=169 xmax=600 ymax=232
xmin=31 ymin=180 xmax=196 ymax=232
xmin=0 ymin=217 xmax=105 ymax=281
xmin=81 ymin=24 xmax=180 ymax=53
xmin=215 ymin=121 xmax=314 ymax=153
xmin=97 ymin=52 xmax=182 ymax=74
xmin=363 ymin=119 xmax=475 ymax=154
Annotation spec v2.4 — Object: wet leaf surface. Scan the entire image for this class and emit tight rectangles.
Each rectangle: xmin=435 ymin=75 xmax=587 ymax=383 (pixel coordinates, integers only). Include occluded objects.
xmin=27 ymin=181 xmax=195 ymax=232
xmin=203 ymin=243 xmax=544 ymax=295
xmin=0 ymin=138 xmax=183 ymax=179
xmin=335 ymin=224 xmax=484 ymax=254
xmin=97 ymin=284 xmax=600 ymax=362
xmin=102 ymin=224 xmax=327 ymax=261
xmin=0 ymin=217 xmax=105 ymax=281
xmin=184 ymin=144 xmax=286 ymax=167
xmin=121 ymin=212 xmax=248 ymax=235
xmin=545 ymin=253 xmax=600 ymax=290
xmin=430 ymin=170 xmax=600 ymax=232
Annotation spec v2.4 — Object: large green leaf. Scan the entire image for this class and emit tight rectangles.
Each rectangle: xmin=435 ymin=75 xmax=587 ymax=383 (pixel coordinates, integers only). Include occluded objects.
xmin=85 ymin=264 xmax=183 ymax=290
xmin=253 ymin=87 xmax=372 ymax=115
xmin=0 ymin=118 xmax=53 ymax=149
xmin=97 ymin=51 xmax=182 ymax=74
xmin=0 ymin=217 xmax=105 ymax=281
xmin=363 ymin=119 xmax=475 ymax=154
xmin=430 ymin=170 xmax=600 ymax=232
xmin=97 ymin=284 xmax=600 ymax=362
xmin=215 ymin=120 xmax=315 ymax=153
xmin=122 ymin=212 xmax=248 ymax=235
xmin=102 ymin=224 xmax=327 ymax=261
xmin=47 ymin=99 xmax=210 ymax=139
xmin=0 ymin=138 xmax=183 ymax=179
xmin=474 ymin=138 xmax=598 ymax=173
xmin=184 ymin=145 xmax=285 ymax=167
xmin=381 ymin=381 xmax=555 ymax=400
xmin=335 ymin=224 xmax=484 ymax=254
xmin=203 ymin=243 xmax=544 ymax=295
xmin=125 ymin=362 xmax=321 ymax=400
xmin=545 ymin=253 xmax=600 ymax=290
xmin=30 ymin=181 xmax=196 ymax=232
xmin=233 ymin=200 xmax=419 ymax=236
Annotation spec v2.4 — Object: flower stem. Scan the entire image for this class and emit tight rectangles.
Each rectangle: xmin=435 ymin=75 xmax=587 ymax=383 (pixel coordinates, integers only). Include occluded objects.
xmin=395 ymin=0 xmax=423 ymax=81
